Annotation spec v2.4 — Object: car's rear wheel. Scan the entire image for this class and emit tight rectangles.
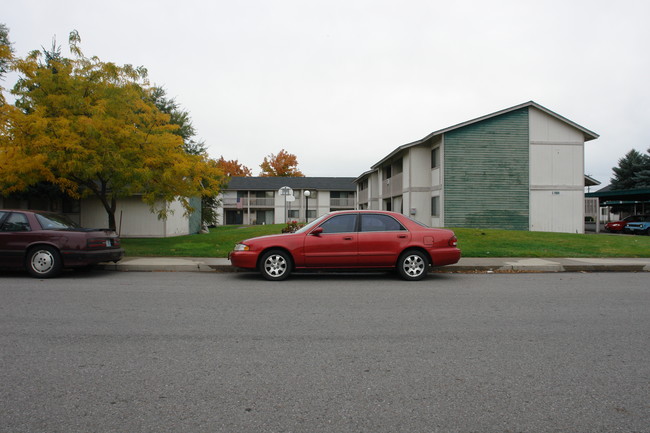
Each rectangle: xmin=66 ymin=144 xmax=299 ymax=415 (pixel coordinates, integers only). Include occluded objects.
xmin=260 ymin=250 xmax=292 ymax=281
xmin=27 ymin=246 xmax=62 ymax=278
xmin=397 ymin=250 xmax=429 ymax=281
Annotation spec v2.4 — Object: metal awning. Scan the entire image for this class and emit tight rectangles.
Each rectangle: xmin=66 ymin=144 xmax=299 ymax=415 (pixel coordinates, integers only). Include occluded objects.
xmin=602 ymin=200 xmax=650 ymax=206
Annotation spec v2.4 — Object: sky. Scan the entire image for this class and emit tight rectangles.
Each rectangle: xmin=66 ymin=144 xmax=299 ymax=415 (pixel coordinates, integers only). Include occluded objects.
xmin=3 ymin=0 xmax=650 ymax=186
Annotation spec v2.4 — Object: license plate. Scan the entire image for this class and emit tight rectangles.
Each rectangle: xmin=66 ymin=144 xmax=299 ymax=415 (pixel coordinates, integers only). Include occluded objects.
xmin=106 ymin=240 xmax=112 ymax=247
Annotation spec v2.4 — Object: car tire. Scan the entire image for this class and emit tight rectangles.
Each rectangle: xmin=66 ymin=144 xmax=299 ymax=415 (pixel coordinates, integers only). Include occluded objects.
xmin=26 ymin=245 xmax=62 ymax=278
xmin=260 ymin=250 xmax=292 ymax=281
xmin=397 ymin=250 xmax=429 ymax=281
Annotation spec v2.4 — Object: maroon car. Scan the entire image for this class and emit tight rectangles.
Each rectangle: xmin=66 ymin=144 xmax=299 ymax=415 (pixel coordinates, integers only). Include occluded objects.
xmin=0 ymin=209 xmax=124 ymax=278
xmin=229 ymin=210 xmax=461 ymax=281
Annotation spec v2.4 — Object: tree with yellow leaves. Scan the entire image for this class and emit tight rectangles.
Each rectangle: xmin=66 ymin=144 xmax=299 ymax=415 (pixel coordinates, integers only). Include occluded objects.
xmin=0 ymin=30 xmax=224 ymax=230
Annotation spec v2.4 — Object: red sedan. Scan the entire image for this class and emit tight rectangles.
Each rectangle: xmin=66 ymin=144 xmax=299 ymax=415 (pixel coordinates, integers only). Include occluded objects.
xmin=0 ymin=209 xmax=124 ymax=278
xmin=229 ymin=210 xmax=461 ymax=281
xmin=605 ymin=215 xmax=649 ymax=233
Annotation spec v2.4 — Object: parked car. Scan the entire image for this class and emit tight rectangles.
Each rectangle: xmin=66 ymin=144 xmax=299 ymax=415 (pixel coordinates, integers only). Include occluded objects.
xmin=229 ymin=210 xmax=461 ymax=281
xmin=0 ymin=210 xmax=124 ymax=278
xmin=605 ymin=215 xmax=649 ymax=233
xmin=624 ymin=215 xmax=650 ymax=235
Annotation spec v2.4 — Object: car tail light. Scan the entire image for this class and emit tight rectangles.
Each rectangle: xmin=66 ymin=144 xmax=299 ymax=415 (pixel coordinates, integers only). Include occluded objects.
xmin=87 ymin=238 xmax=115 ymax=249
xmin=448 ymin=236 xmax=458 ymax=247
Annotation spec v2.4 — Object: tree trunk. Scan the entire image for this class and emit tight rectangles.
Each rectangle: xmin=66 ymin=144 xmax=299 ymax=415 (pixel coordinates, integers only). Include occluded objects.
xmin=106 ymin=206 xmax=116 ymax=231
xmin=93 ymin=189 xmax=117 ymax=231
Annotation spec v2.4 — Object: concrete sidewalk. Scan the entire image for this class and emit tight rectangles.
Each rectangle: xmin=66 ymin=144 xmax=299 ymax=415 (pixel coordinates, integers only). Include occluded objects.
xmin=100 ymin=256 xmax=650 ymax=273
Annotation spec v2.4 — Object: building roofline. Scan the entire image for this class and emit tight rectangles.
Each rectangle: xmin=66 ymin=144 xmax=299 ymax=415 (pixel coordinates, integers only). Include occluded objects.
xmin=586 ymin=187 xmax=650 ymax=198
xmin=369 ymin=101 xmax=599 ymax=170
xmin=224 ymin=176 xmax=357 ymax=191
xmin=353 ymin=170 xmax=376 ymax=184
xmin=584 ymin=175 xmax=601 ymax=187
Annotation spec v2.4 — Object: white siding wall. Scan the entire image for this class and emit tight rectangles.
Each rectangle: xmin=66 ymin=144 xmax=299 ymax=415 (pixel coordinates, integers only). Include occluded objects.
xmin=368 ymin=172 xmax=380 ymax=210
xmin=529 ymin=107 xmax=586 ymax=233
xmin=406 ymin=146 xmax=433 ymax=225
xmin=164 ymin=199 xmax=190 ymax=237
xmin=80 ymin=196 xmax=190 ymax=237
xmin=530 ymin=190 xmax=584 ymax=233
xmin=274 ymin=192 xmax=286 ymax=224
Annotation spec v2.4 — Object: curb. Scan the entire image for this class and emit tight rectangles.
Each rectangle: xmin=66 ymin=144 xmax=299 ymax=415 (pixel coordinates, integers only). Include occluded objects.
xmin=98 ymin=257 xmax=650 ymax=274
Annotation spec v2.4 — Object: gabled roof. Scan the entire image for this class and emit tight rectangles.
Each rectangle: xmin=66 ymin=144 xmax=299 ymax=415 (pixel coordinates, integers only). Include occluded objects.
xmin=584 ymin=175 xmax=601 ymax=187
xmin=370 ymin=101 xmax=599 ymax=170
xmin=225 ymin=177 xmax=357 ymax=191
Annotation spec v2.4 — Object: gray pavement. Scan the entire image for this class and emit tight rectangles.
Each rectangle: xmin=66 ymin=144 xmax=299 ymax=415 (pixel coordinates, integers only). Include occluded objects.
xmin=99 ymin=256 xmax=650 ymax=273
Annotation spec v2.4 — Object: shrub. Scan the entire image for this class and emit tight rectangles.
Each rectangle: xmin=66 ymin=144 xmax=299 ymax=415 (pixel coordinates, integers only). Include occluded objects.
xmin=282 ymin=220 xmax=305 ymax=233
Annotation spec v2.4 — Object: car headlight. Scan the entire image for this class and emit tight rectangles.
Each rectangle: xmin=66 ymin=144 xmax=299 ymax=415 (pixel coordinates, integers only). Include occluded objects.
xmin=234 ymin=243 xmax=250 ymax=251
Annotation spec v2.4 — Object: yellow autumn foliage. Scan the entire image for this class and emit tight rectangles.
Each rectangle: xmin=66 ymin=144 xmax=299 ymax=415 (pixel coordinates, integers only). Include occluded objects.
xmin=0 ymin=31 xmax=224 ymax=229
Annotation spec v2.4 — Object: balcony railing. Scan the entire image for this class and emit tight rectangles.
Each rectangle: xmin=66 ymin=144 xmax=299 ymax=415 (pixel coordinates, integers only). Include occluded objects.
xmin=223 ymin=197 xmax=275 ymax=208
xmin=224 ymin=197 xmax=356 ymax=209
xmin=357 ymin=190 xmax=369 ymax=204
xmin=330 ymin=198 xmax=356 ymax=208
xmin=382 ymin=172 xmax=403 ymax=198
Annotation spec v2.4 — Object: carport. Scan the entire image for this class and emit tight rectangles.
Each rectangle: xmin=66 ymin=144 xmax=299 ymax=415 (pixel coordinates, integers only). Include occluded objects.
xmin=586 ymin=187 xmax=650 ymax=218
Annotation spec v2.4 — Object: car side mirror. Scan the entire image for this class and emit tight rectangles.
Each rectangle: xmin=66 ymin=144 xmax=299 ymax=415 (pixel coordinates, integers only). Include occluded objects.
xmin=310 ymin=227 xmax=323 ymax=236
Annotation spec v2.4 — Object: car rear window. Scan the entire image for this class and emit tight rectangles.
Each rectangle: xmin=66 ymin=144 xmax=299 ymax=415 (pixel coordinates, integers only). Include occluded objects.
xmin=36 ymin=213 xmax=80 ymax=230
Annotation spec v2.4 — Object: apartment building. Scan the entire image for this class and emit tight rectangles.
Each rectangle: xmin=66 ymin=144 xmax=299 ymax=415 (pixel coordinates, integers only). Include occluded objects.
xmin=219 ymin=177 xmax=356 ymax=225
xmin=356 ymin=101 xmax=599 ymax=233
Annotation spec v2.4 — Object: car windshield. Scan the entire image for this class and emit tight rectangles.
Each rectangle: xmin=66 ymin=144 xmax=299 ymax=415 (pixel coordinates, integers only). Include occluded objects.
xmin=36 ymin=213 xmax=81 ymax=230
xmin=294 ymin=213 xmax=331 ymax=234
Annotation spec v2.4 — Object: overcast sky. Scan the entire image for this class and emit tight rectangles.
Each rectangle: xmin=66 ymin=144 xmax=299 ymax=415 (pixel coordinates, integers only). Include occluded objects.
xmin=4 ymin=0 xmax=650 ymax=186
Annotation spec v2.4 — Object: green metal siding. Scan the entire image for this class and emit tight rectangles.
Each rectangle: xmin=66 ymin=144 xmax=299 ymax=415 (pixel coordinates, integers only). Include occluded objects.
xmin=189 ymin=196 xmax=202 ymax=234
xmin=444 ymin=108 xmax=529 ymax=230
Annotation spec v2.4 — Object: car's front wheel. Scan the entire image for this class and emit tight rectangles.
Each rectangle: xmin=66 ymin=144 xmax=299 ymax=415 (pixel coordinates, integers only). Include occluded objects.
xmin=27 ymin=246 xmax=62 ymax=278
xmin=259 ymin=250 xmax=292 ymax=281
xmin=397 ymin=250 xmax=429 ymax=281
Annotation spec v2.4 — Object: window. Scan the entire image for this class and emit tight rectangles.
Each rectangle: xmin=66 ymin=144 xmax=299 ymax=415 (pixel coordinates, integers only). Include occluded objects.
xmin=318 ymin=214 xmax=357 ymax=234
xmin=392 ymin=158 xmax=403 ymax=175
xmin=431 ymin=147 xmax=440 ymax=169
xmin=1 ymin=212 xmax=31 ymax=232
xmin=288 ymin=210 xmax=299 ymax=219
xmin=382 ymin=165 xmax=392 ymax=180
xmin=360 ymin=214 xmax=406 ymax=232
xmin=431 ymin=196 xmax=440 ymax=217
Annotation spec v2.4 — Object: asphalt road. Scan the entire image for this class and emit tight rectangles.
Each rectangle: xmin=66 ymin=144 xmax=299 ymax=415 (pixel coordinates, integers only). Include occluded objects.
xmin=1 ymin=271 xmax=649 ymax=433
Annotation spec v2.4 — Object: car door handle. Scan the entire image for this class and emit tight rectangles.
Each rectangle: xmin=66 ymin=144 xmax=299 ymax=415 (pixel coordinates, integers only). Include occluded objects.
xmin=343 ymin=237 xmax=354 ymax=240
xmin=398 ymin=235 xmax=407 ymax=239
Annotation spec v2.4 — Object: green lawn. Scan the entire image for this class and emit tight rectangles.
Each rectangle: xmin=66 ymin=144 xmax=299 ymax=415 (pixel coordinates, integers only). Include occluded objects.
xmin=120 ymin=225 xmax=650 ymax=258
